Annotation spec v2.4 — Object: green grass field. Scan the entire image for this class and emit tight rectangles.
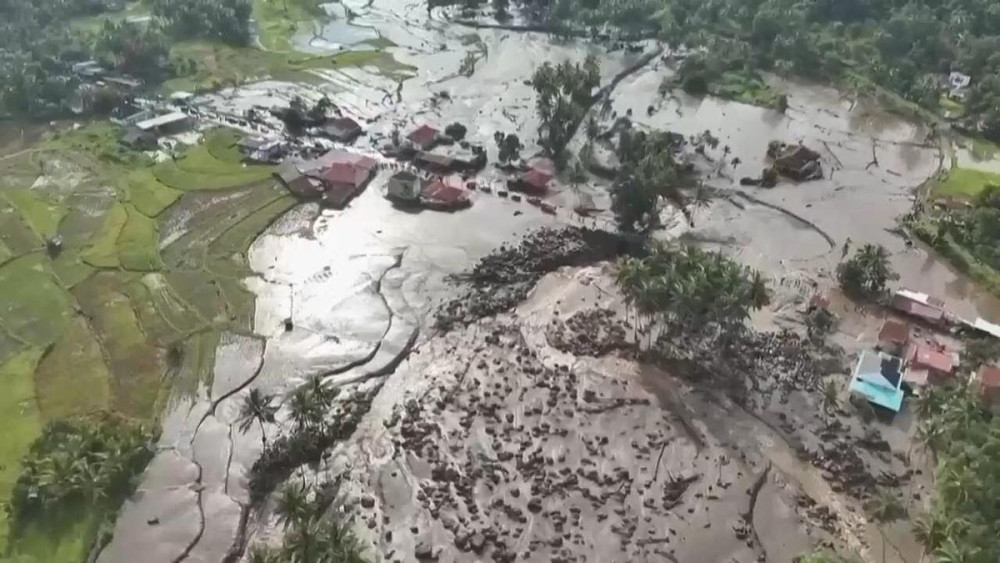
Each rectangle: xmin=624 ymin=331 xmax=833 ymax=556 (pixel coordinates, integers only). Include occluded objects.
xmin=253 ymin=0 xmax=327 ymax=51
xmin=934 ymin=167 xmax=1000 ymax=199
xmin=0 ymin=347 xmax=44 ymax=553
xmin=0 ymin=124 xmax=298 ymax=561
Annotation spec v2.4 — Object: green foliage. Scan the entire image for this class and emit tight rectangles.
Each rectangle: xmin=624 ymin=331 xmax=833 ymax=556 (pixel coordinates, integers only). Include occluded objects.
xmin=531 ymin=56 xmax=600 ymax=165
xmin=250 ymin=481 xmax=367 ymax=562
xmin=934 ymin=184 xmax=1000 ymax=271
xmin=151 ymin=0 xmax=253 ymax=45
xmin=806 ymin=307 xmax=836 ymax=341
xmin=611 ymin=127 xmax=691 ymax=233
xmin=916 ymin=385 xmax=1000 ymax=562
xmin=865 ymin=489 xmax=906 ymax=522
xmin=95 ymin=20 xmax=173 ymax=83
xmin=555 ymin=0 xmax=1000 ymax=137
xmin=494 ymin=132 xmax=522 ymax=164
xmin=615 ymin=243 xmax=768 ymax=336
xmin=9 ymin=414 xmax=155 ymax=533
xmin=237 ymin=389 xmax=278 ymax=449
xmin=836 ymin=243 xmax=895 ymax=301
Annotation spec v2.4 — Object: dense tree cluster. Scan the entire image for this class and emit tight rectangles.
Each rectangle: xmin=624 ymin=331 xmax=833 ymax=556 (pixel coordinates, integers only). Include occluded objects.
xmin=151 ymin=0 xmax=253 ymax=45
xmin=0 ymin=0 xmax=257 ymax=118
xmin=836 ymin=243 xmax=896 ymax=301
xmin=531 ymin=56 xmax=600 ymax=164
xmin=544 ymin=0 xmax=1000 ymax=137
xmin=932 ymin=184 xmax=1000 ymax=271
xmin=615 ymin=243 xmax=769 ymax=337
xmin=8 ymin=415 xmax=154 ymax=529
xmin=610 ymin=128 xmax=688 ymax=233
xmin=915 ymin=386 xmax=1000 ymax=563
xmin=248 ymin=480 xmax=367 ymax=562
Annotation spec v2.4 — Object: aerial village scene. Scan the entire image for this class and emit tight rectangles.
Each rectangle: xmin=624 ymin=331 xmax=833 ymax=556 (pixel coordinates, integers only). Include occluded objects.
xmin=3 ymin=0 xmax=1000 ymax=562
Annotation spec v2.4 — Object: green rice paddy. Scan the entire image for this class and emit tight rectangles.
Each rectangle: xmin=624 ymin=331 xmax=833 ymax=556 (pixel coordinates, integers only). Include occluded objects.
xmin=0 ymin=125 xmax=295 ymax=560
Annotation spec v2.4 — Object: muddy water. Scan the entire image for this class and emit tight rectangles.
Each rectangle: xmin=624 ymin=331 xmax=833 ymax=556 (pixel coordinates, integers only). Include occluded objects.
xmin=601 ymin=65 xmax=1000 ymax=321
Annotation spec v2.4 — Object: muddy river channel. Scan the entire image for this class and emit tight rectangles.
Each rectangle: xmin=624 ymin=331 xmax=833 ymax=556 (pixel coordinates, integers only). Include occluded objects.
xmin=96 ymin=0 xmax=1000 ymax=561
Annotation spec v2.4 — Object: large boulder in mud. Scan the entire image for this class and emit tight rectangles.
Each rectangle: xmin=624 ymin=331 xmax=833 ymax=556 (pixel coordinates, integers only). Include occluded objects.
xmin=769 ymin=143 xmax=823 ymax=182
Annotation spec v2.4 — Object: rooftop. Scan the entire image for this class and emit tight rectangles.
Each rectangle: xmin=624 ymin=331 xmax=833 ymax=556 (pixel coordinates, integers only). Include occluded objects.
xmin=520 ymin=169 xmax=552 ymax=190
xmin=135 ymin=111 xmax=189 ymax=131
xmin=850 ymin=350 xmax=904 ymax=412
xmin=408 ymin=124 xmax=438 ymax=148
xmin=906 ymin=342 xmax=954 ymax=374
xmin=877 ymin=319 xmax=909 ymax=345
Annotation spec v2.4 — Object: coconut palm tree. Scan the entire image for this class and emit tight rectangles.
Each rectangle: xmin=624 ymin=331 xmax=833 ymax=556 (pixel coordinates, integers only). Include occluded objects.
xmin=866 ymin=489 xmax=904 ymax=522
xmin=275 ymin=481 xmax=311 ymax=530
xmin=286 ymin=386 xmax=322 ymax=434
xmin=237 ymin=389 xmax=278 ymax=450
xmin=935 ymin=537 xmax=982 ymax=563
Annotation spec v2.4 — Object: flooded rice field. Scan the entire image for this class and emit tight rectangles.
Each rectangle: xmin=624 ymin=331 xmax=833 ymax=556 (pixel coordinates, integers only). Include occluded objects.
xmin=97 ymin=0 xmax=1000 ymax=561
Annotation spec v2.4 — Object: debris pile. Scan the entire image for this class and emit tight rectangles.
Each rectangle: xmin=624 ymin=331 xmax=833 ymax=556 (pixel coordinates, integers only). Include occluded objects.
xmin=435 ymin=228 xmax=626 ymax=329
xmin=372 ymin=320 xmax=742 ymax=561
xmin=546 ymin=308 xmax=629 ymax=357
xmin=741 ymin=141 xmax=824 ymax=187
xmin=772 ymin=143 xmax=823 ymax=181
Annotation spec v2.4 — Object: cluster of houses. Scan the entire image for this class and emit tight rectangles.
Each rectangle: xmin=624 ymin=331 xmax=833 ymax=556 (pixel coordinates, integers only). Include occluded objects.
xmin=114 ymin=92 xmax=198 ymax=150
xmin=274 ymin=150 xmax=379 ymax=208
xmin=845 ymin=288 xmax=1000 ymax=415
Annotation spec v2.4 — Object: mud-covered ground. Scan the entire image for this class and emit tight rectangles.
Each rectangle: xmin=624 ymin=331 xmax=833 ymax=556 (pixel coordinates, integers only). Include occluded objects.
xmin=97 ymin=0 xmax=1000 ymax=559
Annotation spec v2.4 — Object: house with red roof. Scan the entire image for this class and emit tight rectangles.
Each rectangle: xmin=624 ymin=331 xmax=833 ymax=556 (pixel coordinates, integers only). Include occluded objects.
xmin=420 ymin=176 xmax=470 ymax=211
xmin=512 ymin=168 xmax=552 ymax=194
xmin=877 ymin=319 xmax=910 ymax=356
xmin=305 ymin=151 xmax=378 ymax=208
xmin=904 ymin=341 xmax=957 ymax=388
xmin=407 ymin=125 xmax=439 ymax=151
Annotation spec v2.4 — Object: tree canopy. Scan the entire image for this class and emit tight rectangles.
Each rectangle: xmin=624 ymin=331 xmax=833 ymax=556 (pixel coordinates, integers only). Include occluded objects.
xmin=615 ymin=243 xmax=769 ymax=336
xmin=531 ymin=56 xmax=601 ymax=165
xmin=915 ymin=386 xmax=1000 ymax=563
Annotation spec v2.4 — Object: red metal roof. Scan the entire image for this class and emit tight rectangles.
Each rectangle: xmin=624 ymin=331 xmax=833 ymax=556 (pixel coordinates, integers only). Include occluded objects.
xmin=877 ymin=320 xmax=909 ymax=345
xmin=907 ymin=343 xmax=954 ymax=374
xmin=520 ymin=169 xmax=552 ymax=192
xmin=421 ymin=178 xmax=469 ymax=207
xmin=408 ymin=125 xmax=438 ymax=149
xmin=321 ymin=161 xmax=370 ymax=187
xmin=317 ymin=149 xmax=377 ymax=171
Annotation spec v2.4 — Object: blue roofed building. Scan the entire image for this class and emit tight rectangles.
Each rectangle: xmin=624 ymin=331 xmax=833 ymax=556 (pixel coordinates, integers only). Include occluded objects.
xmin=849 ymin=350 xmax=905 ymax=413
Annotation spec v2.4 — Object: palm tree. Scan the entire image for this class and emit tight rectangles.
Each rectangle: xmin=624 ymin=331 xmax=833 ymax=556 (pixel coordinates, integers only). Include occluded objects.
xmin=935 ymin=537 xmax=982 ymax=563
xmin=866 ymin=489 xmax=904 ymax=522
xmin=747 ymin=270 xmax=770 ymax=310
xmin=237 ymin=389 xmax=278 ymax=450
xmin=275 ymin=481 xmax=311 ymax=530
xmin=286 ymin=386 xmax=321 ymax=433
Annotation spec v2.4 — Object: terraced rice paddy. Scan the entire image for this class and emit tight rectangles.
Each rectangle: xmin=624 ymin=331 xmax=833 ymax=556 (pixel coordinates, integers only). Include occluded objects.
xmin=0 ymin=124 xmax=295 ymax=560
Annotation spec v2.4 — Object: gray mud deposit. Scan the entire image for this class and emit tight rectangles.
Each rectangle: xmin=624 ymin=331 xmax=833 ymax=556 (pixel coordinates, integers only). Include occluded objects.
xmin=324 ymin=268 xmax=815 ymax=563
